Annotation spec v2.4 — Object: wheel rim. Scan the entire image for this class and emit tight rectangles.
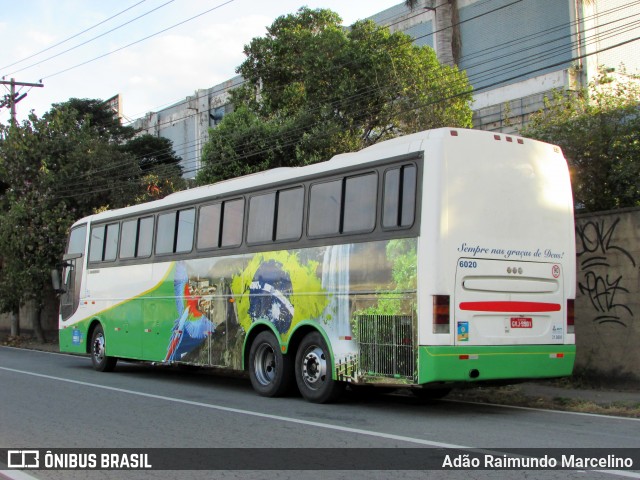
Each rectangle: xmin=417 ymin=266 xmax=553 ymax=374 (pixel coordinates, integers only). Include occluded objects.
xmin=254 ymin=343 xmax=277 ymax=386
xmin=300 ymin=345 xmax=327 ymax=391
xmin=92 ymin=332 xmax=105 ymax=364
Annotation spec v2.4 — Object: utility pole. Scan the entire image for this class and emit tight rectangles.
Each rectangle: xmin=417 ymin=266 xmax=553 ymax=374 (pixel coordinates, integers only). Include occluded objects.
xmin=0 ymin=78 xmax=44 ymax=125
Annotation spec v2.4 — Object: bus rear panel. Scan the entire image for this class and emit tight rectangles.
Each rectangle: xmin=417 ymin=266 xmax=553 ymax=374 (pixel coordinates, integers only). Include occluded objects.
xmin=416 ymin=129 xmax=575 ymax=385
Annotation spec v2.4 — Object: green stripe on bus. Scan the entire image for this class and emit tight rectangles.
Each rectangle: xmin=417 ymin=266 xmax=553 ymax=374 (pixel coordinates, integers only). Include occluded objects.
xmin=418 ymin=345 xmax=576 ymax=384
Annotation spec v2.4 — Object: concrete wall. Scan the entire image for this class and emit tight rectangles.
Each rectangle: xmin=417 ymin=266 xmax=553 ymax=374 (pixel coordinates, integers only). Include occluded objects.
xmin=0 ymin=295 xmax=58 ymax=336
xmin=574 ymin=207 xmax=640 ymax=382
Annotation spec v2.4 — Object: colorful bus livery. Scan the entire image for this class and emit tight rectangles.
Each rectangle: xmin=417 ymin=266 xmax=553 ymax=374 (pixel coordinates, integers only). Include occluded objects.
xmin=56 ymin=128 xmax=576 ymax=403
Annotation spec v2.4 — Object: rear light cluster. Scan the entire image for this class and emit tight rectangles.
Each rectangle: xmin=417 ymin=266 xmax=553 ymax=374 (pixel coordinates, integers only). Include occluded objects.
xmin=433 ymin=295 xmax=450 ymax=334
xmin=567 ymin=299 xmax=575 ymax=334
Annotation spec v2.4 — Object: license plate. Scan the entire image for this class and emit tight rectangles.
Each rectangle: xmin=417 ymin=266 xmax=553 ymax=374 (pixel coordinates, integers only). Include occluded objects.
xmin=511 ymin=317 xmax=532 ymax=328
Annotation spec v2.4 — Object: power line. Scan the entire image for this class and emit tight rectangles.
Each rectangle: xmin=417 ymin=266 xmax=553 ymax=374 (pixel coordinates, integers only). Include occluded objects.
xmin=122 ymin=4 xmax=445 ymax=121
xmin=5 ymin=0 xmax=176 ymax=78
xmin=0 ymin=0 xmax=148 ymax=72
xmin=40 ymin=0 xmax=236 ymax=81
xmin=131 ymin=0 xmax=629 ymax=133
xmin=86 ymin=6 xmax=640 ymax=191
xmin=130 ymin=0 xmax=525 ymax=133
xmin=17 ymin=1 xmax=640 ymax=199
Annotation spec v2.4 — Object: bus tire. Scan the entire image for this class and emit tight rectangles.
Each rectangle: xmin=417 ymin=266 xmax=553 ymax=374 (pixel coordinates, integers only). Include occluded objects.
xmin=248 ymin=331 xmax=292 ymax=397
xmin=295 ymin=331 xmax=344 ymax=403
xmin=90 ymin=324 xmax=117 ymax=372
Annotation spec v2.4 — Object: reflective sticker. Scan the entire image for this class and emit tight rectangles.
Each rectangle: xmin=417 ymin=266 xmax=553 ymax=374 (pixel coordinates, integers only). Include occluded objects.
xmin=457 ymin=321 xmax=469 ymax=342
xmin=72 ymin=328 xmax=82 ymax=345
xmin=552 ymin=324 xmax=564 ymax=341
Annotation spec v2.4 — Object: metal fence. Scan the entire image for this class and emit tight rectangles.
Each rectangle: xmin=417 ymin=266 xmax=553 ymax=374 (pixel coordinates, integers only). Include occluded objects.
xmin=356 ymin=314 xmax=415 ymax=380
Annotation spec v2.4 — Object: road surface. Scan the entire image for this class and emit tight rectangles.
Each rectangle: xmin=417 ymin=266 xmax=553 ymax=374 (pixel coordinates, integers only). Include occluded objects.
xmin=1 ymin=347 xmax=638 ymax=480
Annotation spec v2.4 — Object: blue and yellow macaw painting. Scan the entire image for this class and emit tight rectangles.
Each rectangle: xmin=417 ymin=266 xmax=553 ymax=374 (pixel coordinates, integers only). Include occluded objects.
xmin=165 ymin=262 xmax=216 ymax=362
xmin=159 ymin=241 xmax=415 ymax=371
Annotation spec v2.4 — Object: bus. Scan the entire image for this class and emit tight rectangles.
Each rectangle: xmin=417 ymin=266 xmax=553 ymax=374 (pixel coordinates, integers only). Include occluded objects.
xmin=54 ymin=128 xmax=576 ymax=403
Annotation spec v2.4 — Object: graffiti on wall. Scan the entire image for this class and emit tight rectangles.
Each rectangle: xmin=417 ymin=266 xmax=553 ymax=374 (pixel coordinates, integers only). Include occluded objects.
xmin=576 ymin=217 xmax=636 ymax=327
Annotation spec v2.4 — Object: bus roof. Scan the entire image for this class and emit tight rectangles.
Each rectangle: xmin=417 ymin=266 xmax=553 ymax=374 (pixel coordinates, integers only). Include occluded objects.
xmin=73 ymin=128 xmax=532 ymax=226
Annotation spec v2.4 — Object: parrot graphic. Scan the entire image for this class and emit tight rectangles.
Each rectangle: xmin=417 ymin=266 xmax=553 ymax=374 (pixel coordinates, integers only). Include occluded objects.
xmin=165 ymin=262 xmax=215 ymax=362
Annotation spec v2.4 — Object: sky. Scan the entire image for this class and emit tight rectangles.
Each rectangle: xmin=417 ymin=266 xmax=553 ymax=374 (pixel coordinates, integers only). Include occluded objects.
xmin=0 ymin=0 xmax=402 ymax=125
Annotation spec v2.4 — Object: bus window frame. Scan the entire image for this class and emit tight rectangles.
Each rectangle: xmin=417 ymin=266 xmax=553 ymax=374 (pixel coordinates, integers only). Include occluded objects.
xmin=381 ymin=163 xmax=418 ymax=232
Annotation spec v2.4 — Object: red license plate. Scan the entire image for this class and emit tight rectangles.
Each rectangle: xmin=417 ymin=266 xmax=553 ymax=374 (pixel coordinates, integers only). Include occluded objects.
xmin=511 ymin=317 xmax=532 ymax=328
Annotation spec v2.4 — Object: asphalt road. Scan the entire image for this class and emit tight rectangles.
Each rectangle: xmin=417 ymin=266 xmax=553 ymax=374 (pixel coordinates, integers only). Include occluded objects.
xmin=0 ymin=347 xmax=638 ymax=480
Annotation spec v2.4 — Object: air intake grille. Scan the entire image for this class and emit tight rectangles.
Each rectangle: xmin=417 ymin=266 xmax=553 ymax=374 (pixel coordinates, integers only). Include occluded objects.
xmin=356 ymin=314 xmax=415 ymax=380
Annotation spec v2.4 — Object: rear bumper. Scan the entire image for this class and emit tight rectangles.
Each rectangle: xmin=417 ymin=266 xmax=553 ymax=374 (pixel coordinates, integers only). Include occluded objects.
xmin=418 ymin=344 xmax=576 ymax=384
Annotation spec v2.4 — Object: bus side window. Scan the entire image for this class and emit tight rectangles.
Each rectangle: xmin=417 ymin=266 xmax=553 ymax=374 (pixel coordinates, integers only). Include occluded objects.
xmin=176 ymin=208 xmax=195 ymax=253
xmin=89 ymin=223 xmax=119 ymax=262
xmin=221 ymin=199 xmax=244 ymax=248
xmin=156 ymin=212 xmax=176 ymax=255
xmin=196 ymin=199 xmax=244 ymax=250
xmin=137 ymin=216 xmax=154 ymax=257
xmin=247 ymin=187 xmax=304 ymax=244
xmin=343 ymin=173 xmax=377 ymax=233
xmin=383 ymin=165 xmax=416 ymax=229
xmin=104 ymin=223 xmax=120 ymax=261
xmin=89 ymin=225 xmax=105 ymax=262
xmin=120 ymin=220 xmax=137 ymax=259
xmin=197 ymin=203 xmax=222 ymax=250
xmin=67 ymin=225 xmax=87 ymax=255
xmin=247 ymin=192 xmax=276 ymax=244
xmin=156 ymin=209 xmax=195 ymax=255
xmin=309 ymin=174 xmax=376 ymax=237
xmin=308 ymin=180 xmax=342 ymax=237
xmin=275 ymin=187 xmax=303 ymax=241
xmin=120 ymin=216 xmax=154 ymax=259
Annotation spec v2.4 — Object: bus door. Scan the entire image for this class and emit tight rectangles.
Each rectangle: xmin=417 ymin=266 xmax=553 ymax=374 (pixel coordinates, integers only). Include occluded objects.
xmin=454 ymin=259 xmax=565 ymax=346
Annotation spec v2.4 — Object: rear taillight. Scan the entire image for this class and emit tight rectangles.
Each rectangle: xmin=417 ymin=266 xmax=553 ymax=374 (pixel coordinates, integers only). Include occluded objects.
xmin=567 ymin=299 xmax=575 ymax=334
xmin=433 ymin=295 xmax=450 ymax=334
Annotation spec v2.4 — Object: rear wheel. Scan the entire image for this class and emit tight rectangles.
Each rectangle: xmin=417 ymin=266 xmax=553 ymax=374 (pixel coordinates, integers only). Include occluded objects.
xmin=90 ymin=324 xmax=117 ymax=372
xmin=295 ymin=331 xmax=344 ymax=403
xmin=248 ymin=331 xmax=292 ymax=397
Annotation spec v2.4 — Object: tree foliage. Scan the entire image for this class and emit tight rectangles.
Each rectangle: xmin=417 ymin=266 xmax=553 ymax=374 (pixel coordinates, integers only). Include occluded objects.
xmin=198 ymin=7 xmax=473 ymax=184
xmin=122 ymin=134 xmax=185 ymax=202
xmin=0 ymin=98 xmax=184 ymax=323
xmin=521 ymin=72 xmax=640 ymax=212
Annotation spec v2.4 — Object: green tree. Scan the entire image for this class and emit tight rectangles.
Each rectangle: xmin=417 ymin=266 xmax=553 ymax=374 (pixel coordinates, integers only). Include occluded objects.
xmin=521 ymin=73 xmax=640 ymax=211
xmin=48 ymin=98 xmax=135 ymax=142
xmin=198 ymin=7 xmax=472 ymax=184
xmin=0 ymin=99 xmax=185 ymax=338
xmin=0 ymin=104 xmax=140 ymax=338
xmin=122 ymin=134 xmax=186 ymax=202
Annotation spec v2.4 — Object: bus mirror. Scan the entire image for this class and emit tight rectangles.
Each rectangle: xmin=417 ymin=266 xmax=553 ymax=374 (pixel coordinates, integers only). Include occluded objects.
xmin=51 ymin=269 xmax=65 ymax=294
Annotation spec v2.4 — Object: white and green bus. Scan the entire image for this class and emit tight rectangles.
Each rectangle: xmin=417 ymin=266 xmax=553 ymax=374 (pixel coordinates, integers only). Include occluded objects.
xmin=56 ymin=128 xmax=576 ymax=403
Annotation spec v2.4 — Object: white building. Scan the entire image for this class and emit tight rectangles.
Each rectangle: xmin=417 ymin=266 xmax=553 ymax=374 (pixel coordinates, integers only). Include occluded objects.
xmin=132 ymin=0 xmax=640 ymax=178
